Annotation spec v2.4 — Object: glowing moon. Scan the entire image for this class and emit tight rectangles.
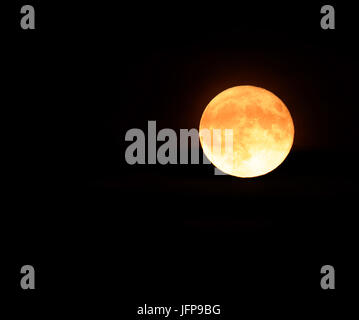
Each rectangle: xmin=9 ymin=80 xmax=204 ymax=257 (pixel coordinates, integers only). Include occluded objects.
xmin=199 ymin=85 xmax=294 ymax=178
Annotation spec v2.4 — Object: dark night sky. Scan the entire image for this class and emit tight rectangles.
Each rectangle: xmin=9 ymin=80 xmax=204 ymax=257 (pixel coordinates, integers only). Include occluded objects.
xmin=4 ymin=1 xmax=358 ymax=318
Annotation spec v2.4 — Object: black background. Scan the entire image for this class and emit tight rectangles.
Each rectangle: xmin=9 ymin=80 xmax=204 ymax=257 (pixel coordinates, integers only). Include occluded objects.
xmin=4 ymin=1 xmax=358 ymax=318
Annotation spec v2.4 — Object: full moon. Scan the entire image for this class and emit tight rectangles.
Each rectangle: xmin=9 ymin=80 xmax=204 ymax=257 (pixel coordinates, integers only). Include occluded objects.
xmin=199 ymin=85 xmax=294 ymax=178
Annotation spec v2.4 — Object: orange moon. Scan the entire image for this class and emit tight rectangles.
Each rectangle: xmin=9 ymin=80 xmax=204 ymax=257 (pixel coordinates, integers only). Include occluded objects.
xmin=199 ymin=85 xmax=294 ymax=178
